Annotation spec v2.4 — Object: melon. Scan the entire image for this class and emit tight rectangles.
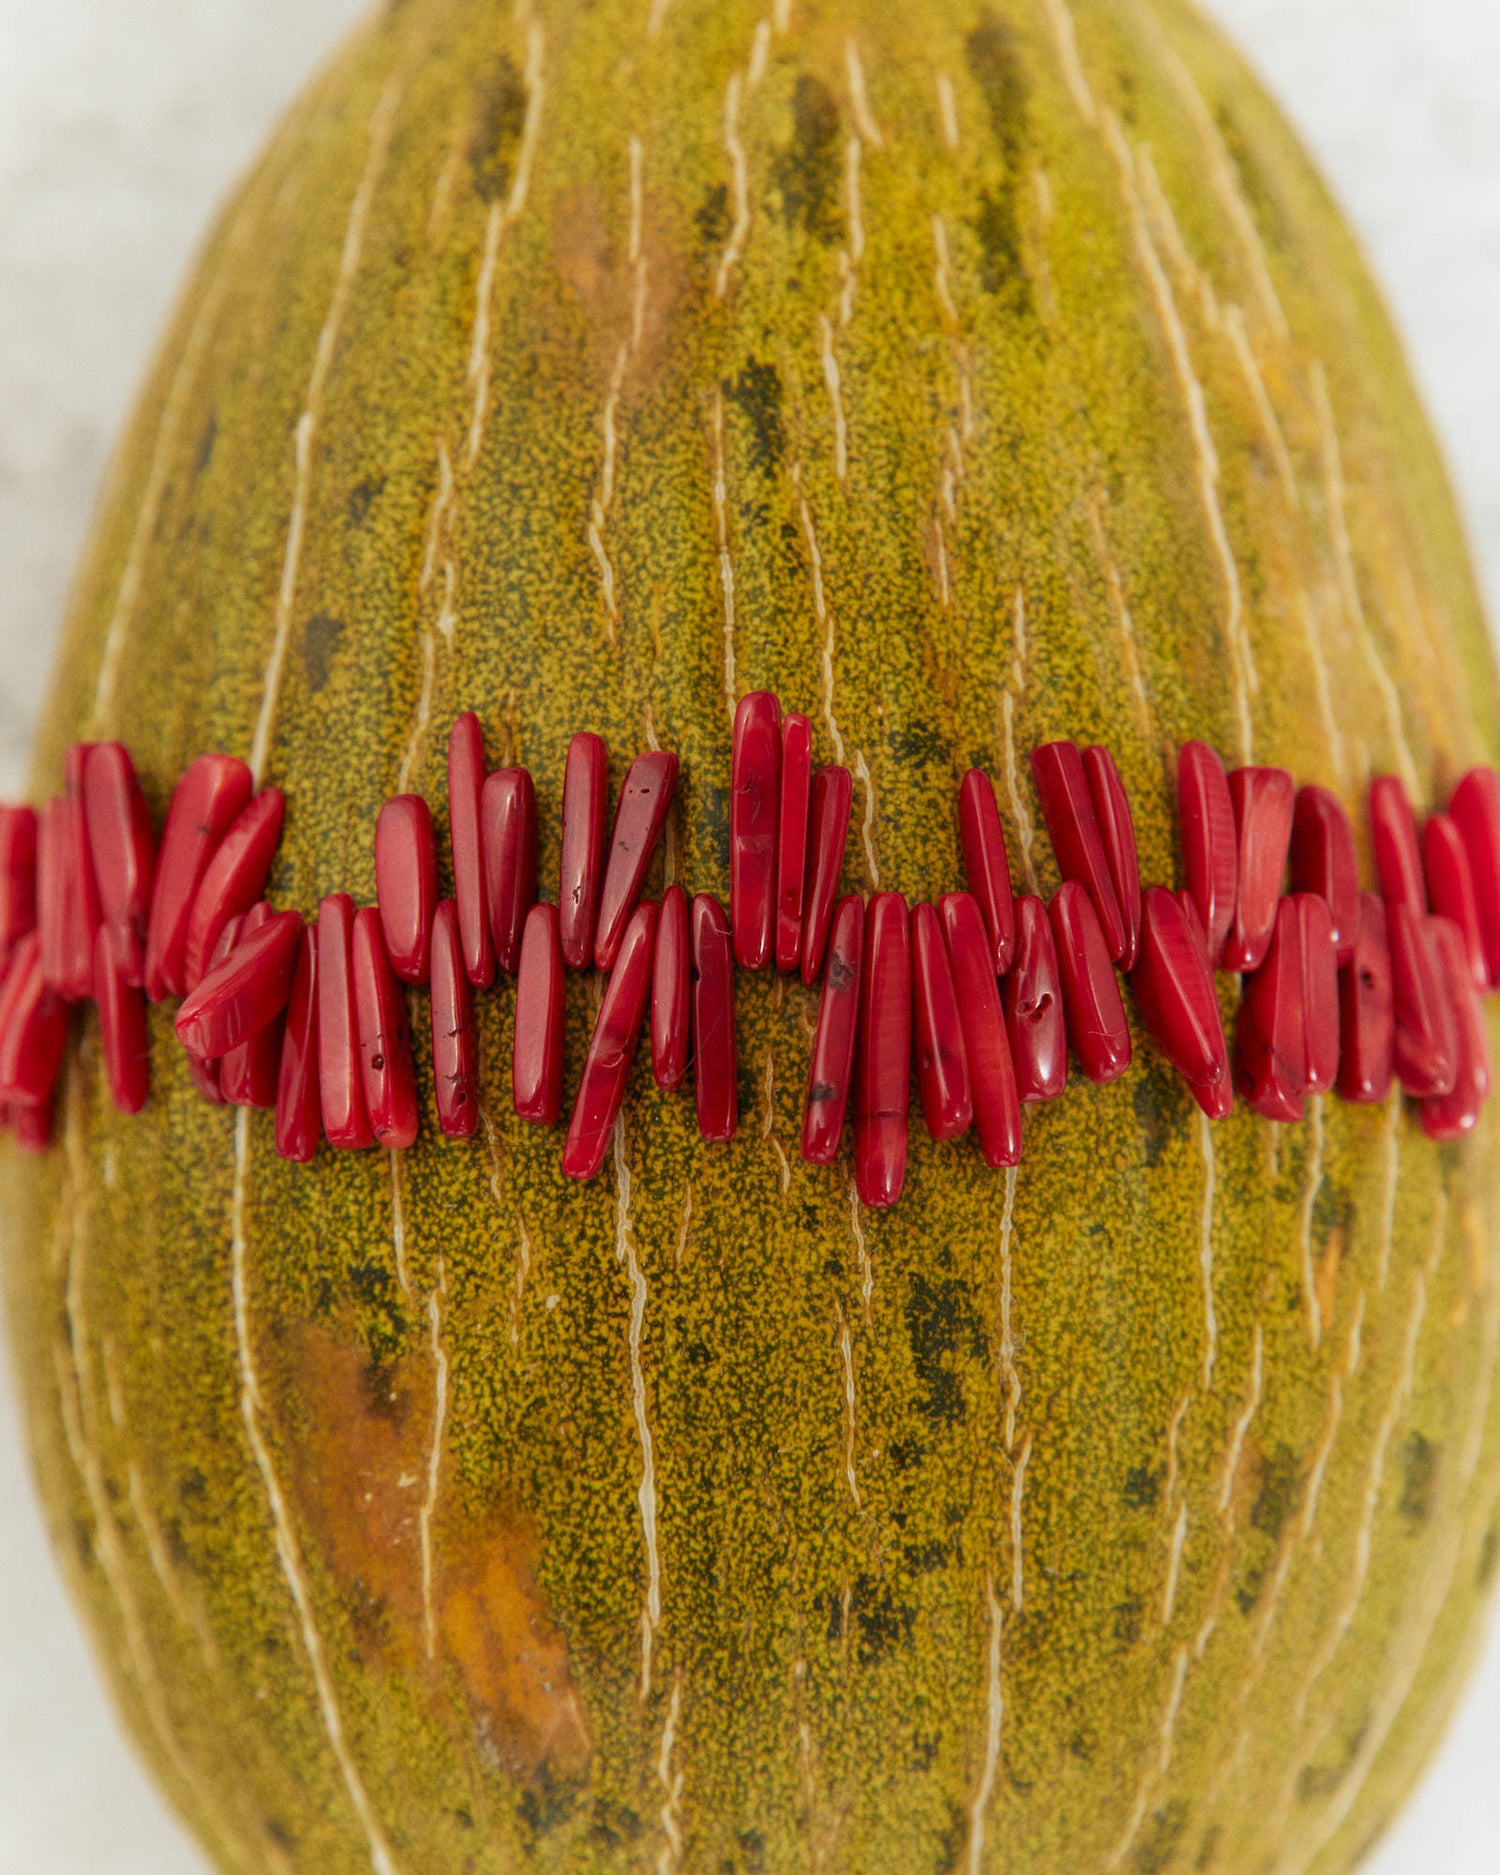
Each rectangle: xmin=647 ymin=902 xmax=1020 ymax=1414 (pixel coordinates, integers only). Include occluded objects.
xmin=3 ymin=0 xmax=1499 ymax=1871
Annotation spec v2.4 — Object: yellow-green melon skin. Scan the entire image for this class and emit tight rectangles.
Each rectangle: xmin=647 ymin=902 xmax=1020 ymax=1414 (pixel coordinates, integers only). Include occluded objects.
xmin=5 ymin=1 xmax=1500 ymax=1871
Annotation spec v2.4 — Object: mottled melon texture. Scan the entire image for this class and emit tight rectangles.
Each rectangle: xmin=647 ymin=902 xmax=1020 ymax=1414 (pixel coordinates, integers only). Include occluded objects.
xmin=4 ymin=1 xmax=1500 ymax=1871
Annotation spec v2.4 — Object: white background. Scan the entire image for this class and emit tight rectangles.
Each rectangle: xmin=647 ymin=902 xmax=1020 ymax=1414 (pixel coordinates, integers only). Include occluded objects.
xmin=1 ymin=1 xmax=1498 ymax=1870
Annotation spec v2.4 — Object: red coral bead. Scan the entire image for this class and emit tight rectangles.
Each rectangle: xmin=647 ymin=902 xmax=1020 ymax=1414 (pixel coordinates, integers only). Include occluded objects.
xmin=692 ymin=894 xmax=737 ymax=1144
xmin=314 ymin=894 xmax=373 ymax=1149
xmin=82 ymin=744 xmax=153 ymax=987
xmin=61 ymin=745 xmax=103 ymax=1001
xmin=482 ymin=767 xmax=538 ymax=976
xmin=352 ymin=908 xmax=418 ymax=1150
xmin=650 ymin=883 xmax=689 ymax=1093
xmin=182 ymin=787 xmax=286 ymax=991
xmin=730 ymin=691 xmax=782 ymax=970
xmin=911 ymin=900 xmax=972 ymax=1141
xmin=800 ymin=765 xmax=853 ymax=987
xmin=10 ymin=1093 xmax=53 ymax=1153
xmin=513 ymin=901 xmax=565 ymax=1125
xmin=558 ymin=732 xmax=609 ymax=971
xmin=1050 ymin=880 xmax=1131 ymax=1085
xmin=175 ymin=907 xmax=302 ymax=1060
xmin=594 ymin=752 xmax=677 ymax=973
xmin=1235 ymin=897 xmax=1305 ymax=1122
xmin=1224 ymin=766 xmax=1294 ymax=973
xmin=1030 ymin=741 xmax=1127 ymax=962
xmin=939 ymin=892 xmax=1022 ymax=1168
xmin=1289 ymin=785 xmax=1360 ymax=968
xmin=1422 ymin=812 xmax=1487 ymax=991
xmin=1370 ymin=774 xmax=1426 ymax=912
xmin=275 ymin=924 xmax=322 ymax=1162
xmin=0 ymin=804 xmax=38 ymax=969
xmin=184 ymin=914 xmax=240 ymax=1105
xmin=220 ymin=903 xmax=284 ymax=1108
xmin=93 ymin=924 xmax=149 ymax=1115
xmin=1003 ymin=894 xmax=1068 ymax=1103
xmin=1131 ymin=886 xmax=1232 ymax=1114
xmin=854 ymin=893 xmax=911 ymax=1208
xmin=1422 ymin=917 xmax=1493 ymax=1140
xmin=1083 ymin=747 xmax=1141 ymax=973
xmin=1177 ymin=741 xmax=1237 ymax=968
xmin=447 ymin=712 xmax=494 ymax=989
xmin=958 ymin=769 xmax=1017 ymax=977
xmin=1448 ymin=766 xmax=1500 ymax=987
xmin=144 ymin=753 xmax=253 ymax=1002
xmin=775 ymin=712 xmax=813 ymax=973
xmin=802 ymin=894 xmax=864 ymax=1165
xmin=35 ymin=799 xmax=70 ymax=999
xmin=1297 ymin=893 xmax=1340 ymax=1096
xmin=563 ymin=899 xmax=658 ymax=1178
xmin=374 ymin=794 xmax=437 ymax=985
xmin=0 ymin=932 xmax=68 ymax=1108
xmin=1388 ymin=902 xmax=1456 ymax=1098
xmin=1336 ymin=893 xmax=1395 ymax=1106
xmin=429 ymin=899 xmax=478 ymax=1139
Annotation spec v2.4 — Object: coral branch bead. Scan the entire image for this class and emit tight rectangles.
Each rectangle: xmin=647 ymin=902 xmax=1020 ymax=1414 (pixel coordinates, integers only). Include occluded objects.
xmin=801 ymin=895 xmax=863 ymax=1165
xmin=1370 ymin=774 xmax=1426 ymax=911
xmin=274 ymin=925 xmax=321 ymax=1163
xmin=800 ymin=765 xmax=853 ymax=987
xmin=144 ymin=753 xmax=252 ymax=1002
xmin=513 ymin=902 xmax=565 ymax=1126
xmin=174 ymin=908 xmax=302 ymax=1061
xmin=1449 ymin=766 xmax=1500 ymax=986
xmin=1224 ymin=766 xmax=1294 ymax=973
xmin=1177 ymin=741 xmax=1237 ymax=968
xmin=0 ymin=932 xmax=68 ymax=1109
xmin=1003 ymin=895 xmax=1068 ymax=1103
xmin=82 ymin=743 xmax=153 ymax=987
xmin=1422 ymin=812 xmax=1487 ymax=991
xmin=775 ymin=713 xmax=812 ymax=974
xmin=0 ymin=804 xmax=38 ymax=970
xmin=730 ymin=691 xmax=781 ymax=971
xmin=1030 ymin=741 xmax=1126 ymax=962
xmin=1422 ymin=918 xmax=1493 ymax=1140
xmin=446 ymin=712 xmax=493 ymax=989
xmin=558 ymin=732 xmax=609 ymax=971
xmin=1388 ymin=902 xmax=1456 ymax=1098
xmin=1235 ymin=897 xmax=1306 ymax=1122
xmin=481 ymin=766 xmax=538 ymax=976
xmin=1131 ymin=886 xmax=1231 ymax=1113
xmin=691 ymin=894 xmax=737 ymax=1144
xmin=564 ymin=900 xmax=657 ymax=1178
xmin=939 ymin=892 xmax=1022 ymax=1169
xmin=911 ymin=900 xmax=972 ymax=1142
xmin=853 ymin=894 xmax=911 ymax=1208
xmin=93 ymin=925 xmax=149 ymax=1115
xmin=374 ymin=794 xmax=437 ymax=985
xmin=353 ymin=908 xmax=419 ymax=1150
xmin=1336 ymin=893 xmax=1395 ymax=1105
xmin=183 ymin=787 xmax=285 ymax=990
xmin=219 ymin=903 xmax=284 ymax=1109
xmin=1290 ymin=785 xmax=1359 ymax=967
xmin=650 ymin=884 xmax=689 ymax=1094
xmin=958 ymin=770 xmax=1016 ymax=977
xmin=1083 ymin=747 xmax=1141 ymax=973
xmin=594 ymin=752 xmax=677 ymax=973
xmin=315 ymin=893 xmax=374 ymax=1149
xmin=429 ymin=899 xmax=478 ymax=1139
xmin=1050 ymin=881 xmax=1131 ymax=1086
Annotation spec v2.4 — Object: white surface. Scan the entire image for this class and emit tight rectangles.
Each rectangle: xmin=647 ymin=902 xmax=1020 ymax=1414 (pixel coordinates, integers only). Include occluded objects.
xmin=1 ymin=2 xmax=1499 ymax=1870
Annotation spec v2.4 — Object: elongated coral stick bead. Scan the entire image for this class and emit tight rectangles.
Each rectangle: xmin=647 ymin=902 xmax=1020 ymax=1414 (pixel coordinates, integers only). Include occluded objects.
xmin=1297 ymin=893 xmax=1340 ymax=1095
xmin=94 ymin=924 xmax=149 ymax=1114
xmin=731 ymin=691 xmax=781 ymax=970
xmin=36 ymin=798 xmax=71 ymax=1000
xmin=1289 ymin=785 xmax=1360 ymax=968
xmin=60 ymin=744 xmax=102 ymax=1002
xmin=1050 ymin=881 xmax=1130 ymax=1085
xmin=352 ymin=908 xmax=418 ymax=1150
xmin=0 ymin=804 xmax=37 ymax=970
xmin=144 ymin=753 xmax=253 ymax=1002
xmin=958 ymin=770 xmax=1016 ymax=977
xmin=315 ymin=893 xmax=373 ymax=1149
xmin=1224 ymin=766 xmax=1294 ymax=973
xmin=594 ymin=752 xmax=677 ymax=973
xmin=183 ymin=787 xmax=285 ymax=990
xmin=692 ymin=894 xmax=737 ymax=1143
xmin=1336 ymin=894 xmax=1394 ymax=1106
xmin=802 ymin=895 xmax=863 ymax=1165
xmin=1422 ymin=917 xmax=1493 ymax=1140
xmin=1422 ymin=812 xmax=1487 ymax=991
xmin=374 ymin=794 xmax=437 ymax=984
xmin=854 ymin=894 xmax=911 ymax=1208
xmin=651 ymin=883 xmax=689 ymax=1093
xmin=1370 ymin=774 xmax=1426 ymax=911
xmin=775 ymin=713 xmax=812 ymax=974
xmin=82 ymin=744 xmax=153 ymax=987
xmin=911 ymin=900 xmax=972 ymax=1141
xmin=275 ymin=924 xmax=321 ymax=1162
xmin=175 ymin=908 xmax=302 ymax=1060
xmin=558 ymin=732 xmax=609 ymax=971
xmin=940 ymin=892 xmax=1022 ymax=1168
xmin=1235 ymin=897 xmax=1305 ymax=1122
xmin=1449 ymin=766 xmax=1500 ymax=986
xmin=513 ymin=902 xmax=565 ymax=1125
xmin=1083 ymin=747 xmax=1141 ymax=973
xmin=800 ymin=765 xmax=853 ymax=987
xmin=1131 ymin=886 xmax=1232 ymax=1114
xmin=430 ymin=899 xmax=478 ymax=1139
xmin=0 ymin=932 xmax=68 ymax=1108
xmin=1177 ymin=742 xmax=1237 ymax=968
xmin=482 ymin=766 xmax=538 ymax=976
xmin=1004 ymin=894 xmax=1067 ymax=1102
xmin=1389 ymin=902 xmax=1456 ymax=1098
xmin=219 ymin=903 xmax=283 ymax=1108
xmin=447 ymin=712 xmax=493 ymax=988
xmin=564 ymin=900 xmax=658 ymax=1178
xmin=184 ymin=915 xmax=238 ymax=1104
xmin=1031 ymin=741 xmax=1126 ymax=962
